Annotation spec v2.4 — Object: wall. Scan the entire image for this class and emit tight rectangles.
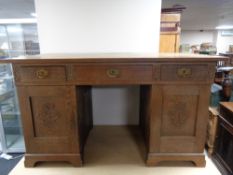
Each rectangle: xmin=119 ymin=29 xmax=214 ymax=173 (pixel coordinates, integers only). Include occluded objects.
xmin=92 ymin=86 xmax=139 ymax=125
xmin=180 ymin=30 xmax=217 ymax=46
xmin=35 ymin=0 xmax=161 ymax=125
xmin=181 ymin=30 xmax=233 ymax=53
xmin=216 ymin=30 xmax=233 ymax=53
xmin=35 ymin=0 xmax=161 ymax=54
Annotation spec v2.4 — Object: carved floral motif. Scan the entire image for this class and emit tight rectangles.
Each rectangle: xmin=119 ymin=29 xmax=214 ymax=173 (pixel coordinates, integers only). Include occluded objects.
xmin=37 ymin=103 xmax=60 ymax=128
xmin=167 ymin=96 xmax=188 ymax=127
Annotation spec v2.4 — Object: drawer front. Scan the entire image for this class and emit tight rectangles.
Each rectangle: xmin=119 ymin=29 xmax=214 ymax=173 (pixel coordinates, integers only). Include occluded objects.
xmin=15 ymin=65 xmax=67 ymax=83
xmin=72 ymin=65 xmax=153 ymax=84
xmin=160 ymin=64 xmax=208 ymax=82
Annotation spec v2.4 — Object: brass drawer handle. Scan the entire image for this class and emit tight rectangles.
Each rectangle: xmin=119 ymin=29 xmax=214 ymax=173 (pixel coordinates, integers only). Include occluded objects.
xmin=177 ymin=68 xmax=192 ymax=78
xmin=107 ymin=68 xmax=120 ymax=78
xmin=36 ymin=69 xmax=49 ymax=79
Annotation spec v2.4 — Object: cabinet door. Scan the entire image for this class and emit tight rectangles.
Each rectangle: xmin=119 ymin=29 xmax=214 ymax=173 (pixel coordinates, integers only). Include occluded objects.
xmin=17 ymin=86 xmax=79 ymax=154
xmin=150 ymin=85 xmax=210 ymax=153
xmin=159 ymin=34 xmax=179 ymax=53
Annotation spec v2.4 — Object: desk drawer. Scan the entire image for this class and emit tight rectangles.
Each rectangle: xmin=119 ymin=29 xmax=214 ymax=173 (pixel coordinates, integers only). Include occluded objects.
xmin=15 ymin=65 xmax=67 ymax=83
xmin=160 ymin=64 xmax=208 ymax=82
xmin=72 ymin=65 xmax=153 ymax=84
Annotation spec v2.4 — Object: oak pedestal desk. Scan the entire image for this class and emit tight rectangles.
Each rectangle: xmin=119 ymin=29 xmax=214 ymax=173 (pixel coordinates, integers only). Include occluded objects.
xmin=0 ymin=53 xmax=226 ymax=167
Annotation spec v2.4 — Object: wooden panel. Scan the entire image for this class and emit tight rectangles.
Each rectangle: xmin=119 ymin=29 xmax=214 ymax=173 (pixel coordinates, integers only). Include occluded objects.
xmin=160 ymin=86 xmax=199 ymax=153
xmin=14 ymin=65 xmax=66 ymax=83
xmin=175 ymin=34 xmax=180 ymax=52
xmin=30 ymin=96 xmax=70 ymax=137
xmin=77 ymin=86 xmax=93 ymax=154
xmin=159 ymin=34 xmax=177 ymax=53
xmin=72 ymin=64 xmax=153 ymax=84
xmin=206 ymin=107 xmax=219 ymax=156
xmin=161 ymin=13 xmax=181 ymax=22
xmin=147 ymin=153 xmax=206 ymax=167
xmin=160 ymin=12 xmax=180 ymax=53
xmin=139 ymin=85 xmax=151 ymax=148
xmin=213 ymin=108 xmax=233 ymax=175
xmin=160 ymin=137 xmax=196 ymax=153
xmin=149 ymin=85 xmax=163 ymax=153
xmin=0 ymin=53 xmax=226 ymax=64
xmin=149 ymin=85 xmax=210 ymax=153
xmin=160 ymin=64 xmax=208 ymax=82
xmin=17 ymin=86 xmax=79 ymax=154
xmin=161 ymin=87 xmax=199 ymax=136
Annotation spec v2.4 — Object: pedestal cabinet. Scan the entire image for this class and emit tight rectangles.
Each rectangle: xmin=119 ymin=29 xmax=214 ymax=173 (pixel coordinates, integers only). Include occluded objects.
xmin=17 ymin=86 xmax=82 ymax=166
xmin=146 ymin=85 xmax=210 ymax=166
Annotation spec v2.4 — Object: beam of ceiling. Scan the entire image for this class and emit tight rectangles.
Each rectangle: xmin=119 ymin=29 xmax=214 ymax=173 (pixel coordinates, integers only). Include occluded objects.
xmin=162 ymin=0 xmax=233 ymax=30
xmin=0 ymin=0 xmax=233 ymax=30
xmin=0 ymin=0 xmax=35 ymax=19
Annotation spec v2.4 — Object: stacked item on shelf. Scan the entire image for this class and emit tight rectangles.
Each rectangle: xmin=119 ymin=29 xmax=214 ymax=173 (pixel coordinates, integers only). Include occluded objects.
xmin=229 ymin=45 xmax=233 ymax=53
xmin=199 ymin=42 xmax=217 ymax=55
xmin=180 ymin=42 xmax=217 ymax=55
xmin=190 ymin=45 xmax=200 ymax=54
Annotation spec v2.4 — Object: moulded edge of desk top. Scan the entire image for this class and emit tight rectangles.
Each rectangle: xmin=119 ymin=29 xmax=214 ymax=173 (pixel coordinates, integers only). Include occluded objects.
xmin=0 ymin=53 xmax=228 ymax=64
xmin=220 ymin=102 xmax=233 ymax=113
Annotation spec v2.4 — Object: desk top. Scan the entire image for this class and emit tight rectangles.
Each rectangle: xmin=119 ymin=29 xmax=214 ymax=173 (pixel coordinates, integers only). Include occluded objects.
xmin=219 ymin=52 xmax=233 ymax=57
xmin=220 ymin=102 xmax=233 ymax=113
xmin=0 ymin=53 xmax=227 ymax=64
xmin=219 ymin=102 xmax=233 ymax=125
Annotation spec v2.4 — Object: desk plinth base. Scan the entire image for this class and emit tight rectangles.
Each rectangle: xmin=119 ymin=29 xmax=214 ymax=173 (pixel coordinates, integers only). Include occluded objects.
xmin=146 ymin=153 xmax=206 ymax=167
xmin=24 ymin=154 xmax=83 ymax=167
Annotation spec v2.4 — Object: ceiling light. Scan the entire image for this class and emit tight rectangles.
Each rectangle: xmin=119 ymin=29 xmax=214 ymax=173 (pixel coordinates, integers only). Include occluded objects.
xmin=216 ymin=25 xmax=233 ymax=30
xmin=0 ymin=18 xmax=37 ymax=24
xmin=30 ymin=13 xmax=37 ymax=17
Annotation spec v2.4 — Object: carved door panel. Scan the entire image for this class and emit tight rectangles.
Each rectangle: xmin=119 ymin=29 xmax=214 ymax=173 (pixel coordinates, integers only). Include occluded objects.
xmin=17 ymin=86 xmax=79 ymax=154
xmin=150 ymin=85 xmax=210 ymax=153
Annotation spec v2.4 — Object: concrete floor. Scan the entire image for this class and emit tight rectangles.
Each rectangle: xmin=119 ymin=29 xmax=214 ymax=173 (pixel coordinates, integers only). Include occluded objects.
xmin=9 ymin=126 xmax=221 ymax=175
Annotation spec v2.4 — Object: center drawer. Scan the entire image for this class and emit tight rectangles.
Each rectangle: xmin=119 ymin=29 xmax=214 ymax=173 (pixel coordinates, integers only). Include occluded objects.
xmin=72 ymin=64 xmax=153 ymax=84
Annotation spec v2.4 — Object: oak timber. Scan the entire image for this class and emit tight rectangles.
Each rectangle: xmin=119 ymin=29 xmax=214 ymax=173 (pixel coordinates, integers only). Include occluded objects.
xmin=0 ymin=53 xmax=227 ymax=167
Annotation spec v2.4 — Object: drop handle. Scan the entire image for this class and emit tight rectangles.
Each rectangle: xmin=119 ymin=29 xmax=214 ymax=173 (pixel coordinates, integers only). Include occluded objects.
xmin=106 ymin=68 xmax=120 ymax=78
xmin=177 ymin=68 xmax=192 ymax=78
